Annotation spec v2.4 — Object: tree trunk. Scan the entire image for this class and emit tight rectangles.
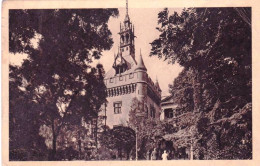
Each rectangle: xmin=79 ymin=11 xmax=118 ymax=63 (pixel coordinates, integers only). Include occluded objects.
xmin=51 ymin=119 xmax=57 ymax=160
xmin=78 ymin=130 xmax=82 ymax=160
xmin=126 ymin=149 xmax=130 ymax=160
xmin=192 ymin=68 xmax=202 ymax=112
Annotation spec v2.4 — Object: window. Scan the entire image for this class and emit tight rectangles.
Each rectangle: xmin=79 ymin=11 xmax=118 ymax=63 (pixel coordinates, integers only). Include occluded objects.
xmin=126 ymin=46 xmax=128 ymax=50
xmin=150 ymin=105 xmax=156 ymax=118
xmin=91 ymin=127 xmax=97 ymax=138
xmin=129 ymin=73 xmax=134 ymax=79
xmin=114 ymin=102 xmax=122 ymax=114
xmin=165 ymin=109 xmax=174 ymax=118
xmin=119 ymin=76 xmax=123 ymax=81
xmin=121 ymin=35 xmax=124 ymax=43
xmin=110 ymin=78 xmax=113 ymax=83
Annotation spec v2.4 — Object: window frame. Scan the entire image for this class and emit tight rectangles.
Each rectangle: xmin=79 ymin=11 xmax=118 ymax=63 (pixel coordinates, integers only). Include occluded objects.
xmin=110 ymin=77 xmax=113 ymax=83
xmin=129 ymin=73 xmax=134 ymax=79
xmin=114 ymin=101 xmax=122 ymax=114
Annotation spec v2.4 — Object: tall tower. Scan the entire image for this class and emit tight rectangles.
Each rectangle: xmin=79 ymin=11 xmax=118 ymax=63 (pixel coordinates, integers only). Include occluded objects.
xmin=119 ymin=0 xmax=135 ymax=58
xmin=102 ymin=0 xmax=162 ymax=128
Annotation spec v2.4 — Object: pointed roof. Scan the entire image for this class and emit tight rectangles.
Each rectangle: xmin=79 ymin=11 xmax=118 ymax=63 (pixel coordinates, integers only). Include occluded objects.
xmin=155 ymin=77 xmax=162 ymax=91
xmin=124 ymin=0 xmax=130 ymax=22
xmin=124 ymin=14 xmax=130 ymax=22
xmin=113 ymin=51 xmax=127 ymax=68
xmin=135 ymin=50 xmax=147 ymax=71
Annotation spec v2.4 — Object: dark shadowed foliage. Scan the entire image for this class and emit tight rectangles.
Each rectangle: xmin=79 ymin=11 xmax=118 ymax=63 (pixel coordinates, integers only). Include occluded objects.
xmin=150 ymin=8 xmax=251 ymax=159
xmin=9 ymin=9 xmax=118 ymax=160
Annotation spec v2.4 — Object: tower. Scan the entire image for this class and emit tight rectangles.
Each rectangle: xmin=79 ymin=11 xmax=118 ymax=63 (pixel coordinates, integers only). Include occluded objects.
xmin=102 ymin=0 xmax=162 ymax=128
xmin=135 ymin=50 xmax=147 ymax=102
xmin=119 ymin=0 xmax=135 ymax=58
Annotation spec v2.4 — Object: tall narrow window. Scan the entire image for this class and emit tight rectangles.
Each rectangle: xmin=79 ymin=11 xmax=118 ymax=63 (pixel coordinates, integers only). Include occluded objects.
xmin=150 ymin=105 xmax=155 ymax=118
xmin=146 ymin=105 xmax=148 ymax=118
xmin=114 ymin=102 xmax=122 ymax=114
xmin=129 ymin=73 xmax=134 ymax=79
xmin=165 ymin=109 xmax=174 ymax=118
xmin=110 ymin=78 xmax=113 ymax=83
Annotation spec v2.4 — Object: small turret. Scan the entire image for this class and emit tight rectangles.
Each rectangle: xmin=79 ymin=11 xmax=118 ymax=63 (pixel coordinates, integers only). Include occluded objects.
xmin=155 ymin=76 xmax=162 ymax=92
xmin=135 ymin=49 xmax=147 ymax=71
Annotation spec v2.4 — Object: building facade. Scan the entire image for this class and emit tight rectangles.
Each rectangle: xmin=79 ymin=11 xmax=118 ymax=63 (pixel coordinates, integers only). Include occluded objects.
xmin=160 ymin=95 xmax=179 ymax=120
xmin=100 ymin=7 xmax=162 ymax=128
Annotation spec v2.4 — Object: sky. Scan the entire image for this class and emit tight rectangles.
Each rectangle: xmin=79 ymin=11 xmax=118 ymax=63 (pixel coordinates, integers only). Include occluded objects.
xmin=9 ymin=8 xmax=184 ymax=97
xmin=94 ymin=8 xmax=183 ymax=97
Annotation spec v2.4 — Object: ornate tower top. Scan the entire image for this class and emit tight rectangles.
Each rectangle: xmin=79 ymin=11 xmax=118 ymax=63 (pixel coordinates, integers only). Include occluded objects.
xmin=118 ymin=0 xmax=135 ymax=58
xmin=111 ymin=0 xmax=136 ymax=76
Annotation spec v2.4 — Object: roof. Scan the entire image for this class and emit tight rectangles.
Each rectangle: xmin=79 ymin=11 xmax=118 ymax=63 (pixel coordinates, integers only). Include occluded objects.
xmin=135 ymin=53 xmax=147 ymax=71
xmin=124 ymin=14 xmax=130 ymax=22
xmin=105 ymin=54 xmax=137 ymax=79
xmin=161 ymin=95 xmax=174 ymax=103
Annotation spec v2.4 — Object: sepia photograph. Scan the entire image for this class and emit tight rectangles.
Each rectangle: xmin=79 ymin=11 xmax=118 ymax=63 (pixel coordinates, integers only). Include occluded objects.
xmin=5 ymin=0 xmax=253 ymax=163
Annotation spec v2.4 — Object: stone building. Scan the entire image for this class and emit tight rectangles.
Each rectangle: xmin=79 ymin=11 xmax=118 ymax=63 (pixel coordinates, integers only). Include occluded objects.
xmin=100 ymin=5 xmax=162 ymax=128
xmin=160 ymin=95 xmax=179 ymax=120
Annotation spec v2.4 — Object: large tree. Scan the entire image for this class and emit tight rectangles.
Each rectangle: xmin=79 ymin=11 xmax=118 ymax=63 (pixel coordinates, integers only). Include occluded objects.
xmin=150 ymin=8 xmax=251 ymax=159
xmin=128 ymin=98 xmax=177 ymax=159
xmin=9 ymin=9 xmax=118 ymax=160
xmin=99 ymin=126 xmax=136 ymax=160
xmin=151 ymin=8 xmax=251 ymax=112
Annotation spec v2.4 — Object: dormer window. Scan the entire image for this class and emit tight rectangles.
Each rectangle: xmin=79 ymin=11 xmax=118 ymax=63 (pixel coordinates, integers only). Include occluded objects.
xmin=110 ymin=78 xmax=113 ymax=83
xmin=129 ymin=73 xmax=134 ymax=79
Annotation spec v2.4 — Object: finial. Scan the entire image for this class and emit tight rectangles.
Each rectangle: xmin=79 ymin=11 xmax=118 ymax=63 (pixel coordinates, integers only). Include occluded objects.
xmin=126 ymin=0 xmax=128 ymax=15
xmin=140 ymin=48 xmax=142 ymax=55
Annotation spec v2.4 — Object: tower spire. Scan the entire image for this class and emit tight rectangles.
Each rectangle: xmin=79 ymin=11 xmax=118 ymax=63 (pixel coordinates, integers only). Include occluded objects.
xmin=126 ymin=0 xmax=128 ymax=15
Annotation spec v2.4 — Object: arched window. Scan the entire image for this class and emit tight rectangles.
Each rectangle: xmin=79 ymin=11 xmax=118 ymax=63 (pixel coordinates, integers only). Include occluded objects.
xmin=126 ymin=33 xmax=129 ymax=43
xmin=121 ymin=35 xmax=124 ymax=43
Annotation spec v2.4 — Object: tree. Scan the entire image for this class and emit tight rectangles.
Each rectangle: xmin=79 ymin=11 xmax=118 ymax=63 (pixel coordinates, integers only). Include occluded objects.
xmin=151 ymin=8 xmax=251 ymax=112
xmin=128 ymin=98 xmax=177 ymax=159
xmin=9 ymin=66 xmax=48 ymax=160
xmin=99 ymin=126 xmax=136 ymax=160
xmin=169 ymin=68 xmax=194 ymax=114
xmin=151 ymin=8 xmax=251 ymax=159
xmin=9 ymin=9 xmax=118 ymax=160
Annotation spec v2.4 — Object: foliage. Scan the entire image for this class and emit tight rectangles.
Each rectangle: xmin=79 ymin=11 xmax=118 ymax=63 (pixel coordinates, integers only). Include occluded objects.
xmin=9 ymin=66 xmax=48 ymax=160
xmin=99 ymin=126 xmax=136 ymax=160
xmin=128 ymin=98 xmax=178 ymax=159
xmin=9 ymin=9 xmax=118 ymax=160
xmin=151 ymin=8 xmax=251 ymax=159
xmin=169 ymin=68 xmax=194 ymax=114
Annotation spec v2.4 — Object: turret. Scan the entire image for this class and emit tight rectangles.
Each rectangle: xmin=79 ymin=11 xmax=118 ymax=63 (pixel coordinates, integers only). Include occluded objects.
xmin=135 ymin=49 xmax=147 ymax=72
xmin=135 ymin=50 xmax=147 ymax=102
xmin=155 ymin=76 xmax=162 ymax=96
